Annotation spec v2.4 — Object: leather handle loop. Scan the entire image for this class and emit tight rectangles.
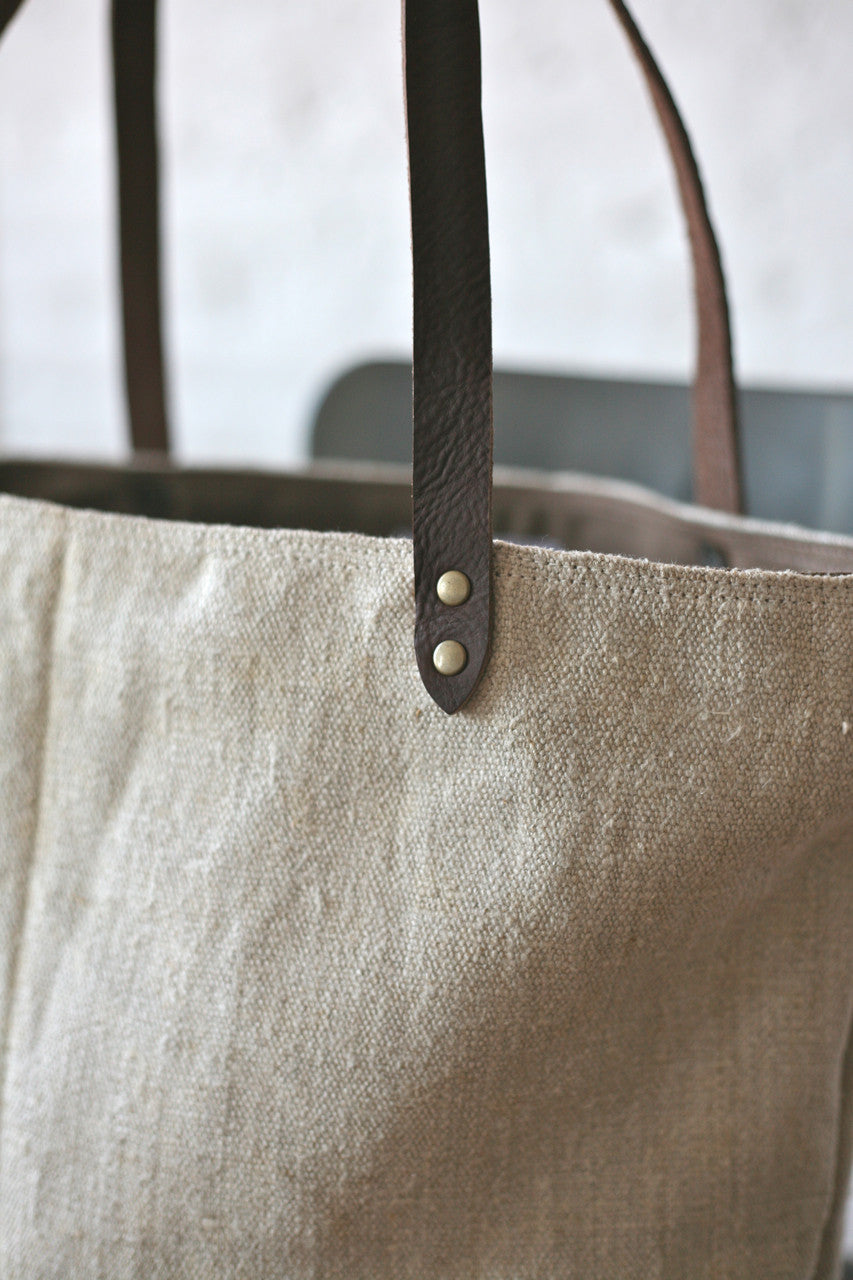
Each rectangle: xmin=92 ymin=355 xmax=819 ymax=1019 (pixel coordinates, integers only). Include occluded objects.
xmin=0 ymin=0 xmax=170 ymax=455
xmin=406 ymin=0 xmax=742 ymax=712
xmin=2 ymin=0 xmax=737 ymax=498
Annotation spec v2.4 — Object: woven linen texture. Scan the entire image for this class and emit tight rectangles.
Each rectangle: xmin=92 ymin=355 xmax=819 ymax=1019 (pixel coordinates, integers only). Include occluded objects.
xmin=0 ymin=491 xmax=852 ymax=1279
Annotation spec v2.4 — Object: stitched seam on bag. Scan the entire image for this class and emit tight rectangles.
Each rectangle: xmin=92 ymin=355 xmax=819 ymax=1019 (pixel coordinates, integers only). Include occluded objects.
xmin=3 ymin=494 xmax=853 ymax=600
xmin=0 ymin=516 xmax=69 ymax=1190
xmin=492 ymin=563 xmax=853 ymax=604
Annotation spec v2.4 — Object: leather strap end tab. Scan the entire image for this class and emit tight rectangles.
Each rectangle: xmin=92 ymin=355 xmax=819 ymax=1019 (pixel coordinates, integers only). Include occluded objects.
xmin=406 ymin=0 xmax=495 ymax=714
xmin=413 ymin=428 xmax=493 ymax=713
xmin=414 ymin=564 xmax=492 ymax=716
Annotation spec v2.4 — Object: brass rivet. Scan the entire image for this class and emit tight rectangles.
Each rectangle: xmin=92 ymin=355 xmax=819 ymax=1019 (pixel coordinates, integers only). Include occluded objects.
xmin=436 ymin=570 xmax=471 ymax=607
xmin=432 ymin=640 xmax=468 ymax=677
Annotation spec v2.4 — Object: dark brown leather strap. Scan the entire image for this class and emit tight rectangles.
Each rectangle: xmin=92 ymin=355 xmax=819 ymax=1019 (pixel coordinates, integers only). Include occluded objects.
xmin=0 ymin=0 xmax=169 ymax=454
xmin=406 ymin=0 xmax=493 ymax=715
xmin=112 ymin=0 xmax=170 ymax=454
xmin=406 ymin=0 xmax=742 ymax=711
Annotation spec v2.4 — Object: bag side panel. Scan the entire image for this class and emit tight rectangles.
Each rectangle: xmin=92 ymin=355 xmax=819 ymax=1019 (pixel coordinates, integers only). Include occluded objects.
xmin=1 ymin=495 xmax=853 ymax=1278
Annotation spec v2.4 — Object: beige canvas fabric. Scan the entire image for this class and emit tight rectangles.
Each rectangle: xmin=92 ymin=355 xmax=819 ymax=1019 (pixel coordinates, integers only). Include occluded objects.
xmin=1 ymin=485 xmax=853 ymax=1278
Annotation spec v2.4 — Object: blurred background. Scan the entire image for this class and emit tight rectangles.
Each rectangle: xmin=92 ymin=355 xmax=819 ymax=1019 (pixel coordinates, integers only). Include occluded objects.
xmin=1 ymin=0 xmax=853 ymax=470
xmin=1 ymin=0 xmax=853 ymax=1252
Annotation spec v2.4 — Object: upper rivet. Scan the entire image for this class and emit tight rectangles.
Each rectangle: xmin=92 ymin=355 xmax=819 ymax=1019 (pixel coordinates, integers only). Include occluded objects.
xmin=436 ymin=570 xmax=471 ymax=607
xmin=432 ymin=640 xmax=468 ymax=677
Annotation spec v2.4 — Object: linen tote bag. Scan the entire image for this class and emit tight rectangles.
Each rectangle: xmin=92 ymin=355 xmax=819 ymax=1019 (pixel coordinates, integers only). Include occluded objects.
xmin=2 ymin=0 xmax=853 ymax=1277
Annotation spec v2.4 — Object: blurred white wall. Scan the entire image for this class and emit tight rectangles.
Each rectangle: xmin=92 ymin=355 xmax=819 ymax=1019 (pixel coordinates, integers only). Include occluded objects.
xmin=1 ymin=0 xmax=852 ymax=465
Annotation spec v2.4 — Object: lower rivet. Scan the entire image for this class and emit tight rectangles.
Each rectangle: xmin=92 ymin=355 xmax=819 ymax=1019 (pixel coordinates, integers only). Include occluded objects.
xmin=432 ymin=640 xmax=468 ymax=677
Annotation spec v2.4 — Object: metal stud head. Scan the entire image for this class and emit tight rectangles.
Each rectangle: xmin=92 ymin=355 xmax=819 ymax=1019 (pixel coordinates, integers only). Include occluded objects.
xmin=436 ymin=570 xmax=471 ymax=607
xmin=432 ymin=640 xmax=468 ymax=677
